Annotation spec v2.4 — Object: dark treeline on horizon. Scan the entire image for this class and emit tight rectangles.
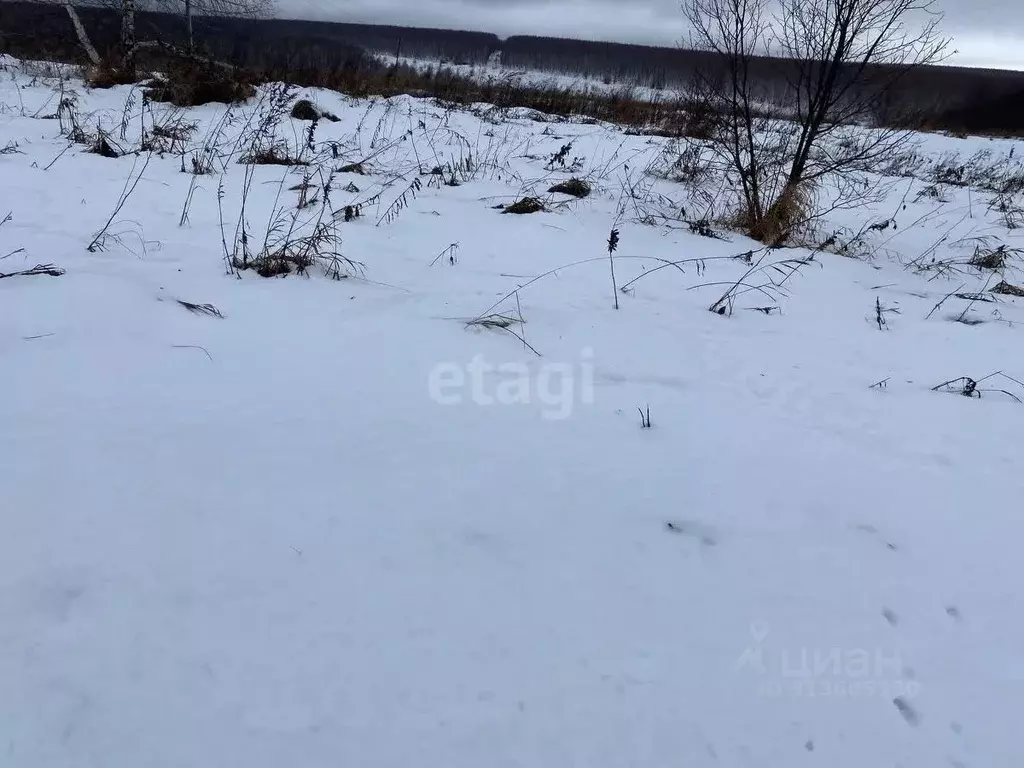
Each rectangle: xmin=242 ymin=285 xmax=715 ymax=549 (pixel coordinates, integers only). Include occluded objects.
xmin=1 ymin=0 xmax=1023 ymax=133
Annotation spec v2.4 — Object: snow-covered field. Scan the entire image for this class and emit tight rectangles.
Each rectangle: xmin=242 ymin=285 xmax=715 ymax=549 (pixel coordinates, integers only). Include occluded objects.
xmin=394 ymin=52 xmax=683 ymax=102
xmin=2 ymin=55 xmax=1024 ymax=767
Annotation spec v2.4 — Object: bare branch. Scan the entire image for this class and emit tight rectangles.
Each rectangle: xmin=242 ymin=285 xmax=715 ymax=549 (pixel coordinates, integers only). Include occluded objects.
xmin=682 ymin=0 xmax=951 ymax=243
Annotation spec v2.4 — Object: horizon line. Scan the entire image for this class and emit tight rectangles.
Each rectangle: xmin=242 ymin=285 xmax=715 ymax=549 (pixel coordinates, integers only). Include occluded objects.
xmin=264 ymin=11 xmax=1024 ymax=75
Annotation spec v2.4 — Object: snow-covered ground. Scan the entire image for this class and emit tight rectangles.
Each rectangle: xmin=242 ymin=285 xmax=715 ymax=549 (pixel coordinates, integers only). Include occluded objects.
xmin=2 ymin=56 xmax=1024 ymax=767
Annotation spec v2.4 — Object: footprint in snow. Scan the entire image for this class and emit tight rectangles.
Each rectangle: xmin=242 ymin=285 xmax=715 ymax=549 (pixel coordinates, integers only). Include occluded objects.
xmin=882 ymin=607 xmax=899 ymax=626
xmin=595 ymin=371 xmax=688 ymax=391
xmin=946 ymin=605 xmax=963 ymax=622
xmin=22 ymin=568 xmax=92 ymax=624
xmin=665 ymin=520 xmax=718 ymax=548
xmin=893 ymin=696 xmax=920 ymax=727
xmin=851 ymin=523 xmax=899 ymax=551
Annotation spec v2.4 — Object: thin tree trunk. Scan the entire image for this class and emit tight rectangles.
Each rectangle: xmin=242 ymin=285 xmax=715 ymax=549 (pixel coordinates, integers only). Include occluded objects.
xmin=62 ymin=0 xmax=101 ymax=66
xmin=185 ymin=0 xmax=194 ymax=53
xmin=120 ymin=0 xmax=137 ymax=79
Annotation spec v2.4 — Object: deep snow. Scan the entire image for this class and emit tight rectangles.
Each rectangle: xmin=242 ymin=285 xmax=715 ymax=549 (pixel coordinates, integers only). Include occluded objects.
xmin=2 ymin=56 xmax=1023 ymax=767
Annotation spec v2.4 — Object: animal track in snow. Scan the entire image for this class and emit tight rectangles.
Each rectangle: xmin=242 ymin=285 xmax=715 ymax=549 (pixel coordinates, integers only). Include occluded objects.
xmin=851 ymin=522 xmax=899 ymax=551
xmin=665 ymin=520 xmax=718 ymax=548
xmin=893 ymin=696 xmax=920 ymax=727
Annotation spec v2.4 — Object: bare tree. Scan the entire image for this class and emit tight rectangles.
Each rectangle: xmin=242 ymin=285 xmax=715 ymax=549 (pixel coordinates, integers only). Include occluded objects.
xmin=154 ymin=0 xmax=272 ymax=53
xmin=39 ymin=0 xmax=139 ymax=75
xmin=61 ymin=0 xmax=101 ymax=65
xmin=53 ymin=0 xmax=272 ymax=79
xmin=683 ymin=0 xmax=777 ymax=233
xmin=684 ymin=0 xmax=951 ymax=243
xmin=121 ymin=0 xmax=136 ymax=76
xmin=778 ymin=0 xmax=949 ymax=179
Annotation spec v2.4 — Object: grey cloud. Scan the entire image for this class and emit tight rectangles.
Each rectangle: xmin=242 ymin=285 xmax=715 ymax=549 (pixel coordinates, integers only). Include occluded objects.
xmin=277 ymin=0 xmax=1024 ymax=69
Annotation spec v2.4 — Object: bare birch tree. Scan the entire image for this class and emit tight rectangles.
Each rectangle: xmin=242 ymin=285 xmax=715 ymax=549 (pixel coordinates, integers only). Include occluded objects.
xmin=61 ymin=0 xmax=101 ymax=65
xmin=120 ymin=0 xmax=136 ymax=76
xmin=54 ymin=0 xmax=272 ymax=79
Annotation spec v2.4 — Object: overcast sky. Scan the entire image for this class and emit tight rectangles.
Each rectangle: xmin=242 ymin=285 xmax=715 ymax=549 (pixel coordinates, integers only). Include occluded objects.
xmin=276 ymin=0 xmax=1024 ymax=70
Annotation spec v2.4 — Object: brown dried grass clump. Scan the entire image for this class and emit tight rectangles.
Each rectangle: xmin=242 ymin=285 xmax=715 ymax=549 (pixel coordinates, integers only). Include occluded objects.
xmin=145 ymin=58 xmax=255 ymax=107
xmin=240 ymin=141 xmax=309 ymax=166
xmin=502 ymin=197 xmax=546 ymax=214
xmin=86 ymin=65 xmax=138 ymax=90
xmin=548 ymin=178 xmax=591 ymax=198
xmin=991 ymin=280 xmax=1024 ymax=297
xmin=291 ymin=99 xmax=340 ymax=122
xmin=747 ymin=183 xmax=813 ymax=246
xmin=969 ymin=244 xmax=1011 ymax=270
xmin=86 ymin=50 xmax=142 ymax=89
xmin=681 ymin=97 xmax=719 ymax=140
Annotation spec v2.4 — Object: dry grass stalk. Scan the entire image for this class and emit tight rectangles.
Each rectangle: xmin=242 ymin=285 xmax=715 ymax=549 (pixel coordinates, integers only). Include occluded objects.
xmin=176 ymin=300 xmax=224 ymax=317
xmin=0 ymin=263 xmax=65 ymax=279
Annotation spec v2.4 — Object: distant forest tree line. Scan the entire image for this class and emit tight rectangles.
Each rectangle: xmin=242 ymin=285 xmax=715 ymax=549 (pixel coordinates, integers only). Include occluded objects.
xmin=1 ymin=0 xmax=1022 ymax=133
